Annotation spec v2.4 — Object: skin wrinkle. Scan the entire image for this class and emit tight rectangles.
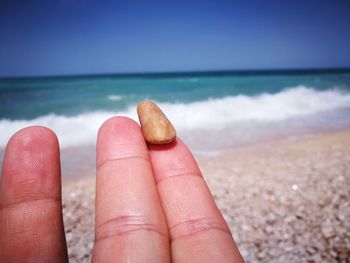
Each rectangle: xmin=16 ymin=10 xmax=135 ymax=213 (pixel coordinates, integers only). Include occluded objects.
xmin=96 ymin=141 xmax=147 ymax=164
xmin=157 ymin=174 xmax=208 ymax=219
xmin=149 ymin=149 xmax=202 ymax=183
xmin=1 ymin=200 xmax=62 ymax=262
xmin=94 ymin=174 xmax=169 ymax=247
xmin=169 ymin=217 xmax=232 ymax=241
xmin=5 ymin=213 xmax=10 ymax=252
xmin=1 ymin=192 xmax=58 ymax=209
xmin=156 ymin=172 xmax=201 ymax=184
xmin=156 ymin=173 xmax=233 ymax=241
xmin=0 ymin=197 xmax=61 ymax=211
xmin=5 ymin=177 xmax=41 ymax=194
xmin=96 ymin=159 xmax=156 ymax=214
xmin=96 ymin=159 xmax=163 ymax=233
xmin=96 ymin=154 xmax=150 ymax=170
xmin=4 ymin=154 xmax=46 ymax=186
xmin=95 ymin=221 xmax=168 ymax=243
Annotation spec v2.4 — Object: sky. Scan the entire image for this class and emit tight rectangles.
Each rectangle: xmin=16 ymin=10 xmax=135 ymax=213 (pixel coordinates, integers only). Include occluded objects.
xmin=0 ymin=0 xmax=350 ymax=77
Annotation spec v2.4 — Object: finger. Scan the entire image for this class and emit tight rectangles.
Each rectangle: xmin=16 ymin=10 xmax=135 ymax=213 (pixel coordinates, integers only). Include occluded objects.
xmin=92 ymin=117 xmax=170 ymax=263
xmin=0 ymin=126 xmax=68 ymax=263
xmin=149 ymin=139 xmax=244 ymax=263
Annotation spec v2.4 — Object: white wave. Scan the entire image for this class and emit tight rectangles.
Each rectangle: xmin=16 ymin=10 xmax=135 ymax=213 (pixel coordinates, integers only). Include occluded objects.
xmin=1 ymin=86 xmax=350 ymax=148
xmin=160 ymin=86 xmax=350 ymax=130
xmin=0 ymin=111 xmax=127 ymax=148
xmin=107 ymin=94 xmax=123 ymax=101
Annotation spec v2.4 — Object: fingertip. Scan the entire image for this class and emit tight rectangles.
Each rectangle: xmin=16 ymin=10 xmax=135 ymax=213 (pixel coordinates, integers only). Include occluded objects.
xmin=3 ymin=126 xmax=60 ymax=174
xmin=1 ymin=126 xmax=61 ymax=205
xmin=6 ymin=125 xmax=59 ymax=152
xmin=98 ymin=116 xmax=140 ymax=141
xmin=97 ymin=116 xmax=148 ymax=167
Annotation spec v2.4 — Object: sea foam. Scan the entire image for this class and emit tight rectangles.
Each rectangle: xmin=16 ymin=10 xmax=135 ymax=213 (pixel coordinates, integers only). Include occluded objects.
xmin=107 ymin=94 xmax=123 ymax=101
xmin=1 ymin=86 xmax=350 ymax=148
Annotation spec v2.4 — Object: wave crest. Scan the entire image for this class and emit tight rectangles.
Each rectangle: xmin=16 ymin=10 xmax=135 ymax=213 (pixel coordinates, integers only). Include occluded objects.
xmin=161 ymin=86 xmax=350 ymax=129
xmin=107 ymin=94 xmax=123 ymax=101
xmin=1 ymin=86 xmax=349 ymax=148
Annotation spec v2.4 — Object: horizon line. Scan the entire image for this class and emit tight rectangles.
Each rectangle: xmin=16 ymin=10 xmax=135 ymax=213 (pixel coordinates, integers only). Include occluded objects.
xmin=1 ymin=66 xmax=350 ymax=80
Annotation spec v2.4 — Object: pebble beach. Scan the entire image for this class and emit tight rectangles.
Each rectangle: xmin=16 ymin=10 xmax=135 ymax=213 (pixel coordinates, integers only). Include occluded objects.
xmin=62 ymin=129 xmax=350 ymax=262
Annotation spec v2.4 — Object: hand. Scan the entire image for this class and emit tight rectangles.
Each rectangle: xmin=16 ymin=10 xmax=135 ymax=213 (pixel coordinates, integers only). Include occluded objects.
xmin=0 ymin=117 xmax=243 ymax=262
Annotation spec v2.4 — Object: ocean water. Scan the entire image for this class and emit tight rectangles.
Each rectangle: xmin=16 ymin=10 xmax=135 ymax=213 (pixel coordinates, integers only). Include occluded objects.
xmin=1 ymin=70 xmax=350 ymax=153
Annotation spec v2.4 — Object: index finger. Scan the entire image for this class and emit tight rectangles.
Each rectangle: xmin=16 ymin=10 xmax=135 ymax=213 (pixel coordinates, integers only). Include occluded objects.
xmin=92 ymin=117 xmax=170 ymax=262
xmin=149 ymin=138 xmax=244 ymax=263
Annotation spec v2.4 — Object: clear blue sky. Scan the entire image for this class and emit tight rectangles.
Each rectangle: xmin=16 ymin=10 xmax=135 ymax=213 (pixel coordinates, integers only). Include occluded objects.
xmin=1 ymin=0 xmax=350 ymax=77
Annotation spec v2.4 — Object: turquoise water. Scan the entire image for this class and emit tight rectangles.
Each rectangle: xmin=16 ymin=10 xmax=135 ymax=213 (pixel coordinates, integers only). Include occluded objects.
xmin=1 ymin=70 xmax=350 ymax=120
xmin=1 ymin=70 xmax=350 ymax=151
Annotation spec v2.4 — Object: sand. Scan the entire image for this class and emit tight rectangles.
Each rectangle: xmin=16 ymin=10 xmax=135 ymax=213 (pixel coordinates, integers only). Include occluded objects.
xmin=62 ymin=130 xmax=350 ymax=262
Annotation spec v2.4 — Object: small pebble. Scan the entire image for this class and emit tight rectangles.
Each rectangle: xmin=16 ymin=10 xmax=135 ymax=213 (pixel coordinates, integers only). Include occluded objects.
xmin=292 ymin=184 xmax=298 ymax=190
xmin=137 ymin=100 xmax=176 ymax=144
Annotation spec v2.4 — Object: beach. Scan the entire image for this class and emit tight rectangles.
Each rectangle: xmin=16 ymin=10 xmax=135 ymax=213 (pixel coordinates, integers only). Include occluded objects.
xmin=2 ymin=0 xmax=350 ymax=261
xmin=1 ymin=70 xmax=350 ymax=262
xmin=62 ymin=129 xmax=350 ymax=262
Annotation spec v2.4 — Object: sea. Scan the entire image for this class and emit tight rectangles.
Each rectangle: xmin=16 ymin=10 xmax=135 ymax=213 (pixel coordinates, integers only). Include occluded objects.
xmin=1 ymin=69 xmax=350 ymax=155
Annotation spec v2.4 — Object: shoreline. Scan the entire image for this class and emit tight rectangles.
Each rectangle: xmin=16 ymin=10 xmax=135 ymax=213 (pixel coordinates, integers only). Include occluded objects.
xmin=57 ymin=127 xmax=350 ymax=183
xmin=1 ymin=126 xmax=350 ymax=184
xmin=61 ymin=129 xmax=350 ymax=262
xmin=198 ymin=127 xmax=350 ymax=157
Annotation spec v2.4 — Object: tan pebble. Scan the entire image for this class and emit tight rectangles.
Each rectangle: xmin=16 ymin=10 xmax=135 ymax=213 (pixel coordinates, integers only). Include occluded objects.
xmin=137 ymin=100 xmax=176 ymax=144
xmin=336 ymin=247 xmax=349 ymax=259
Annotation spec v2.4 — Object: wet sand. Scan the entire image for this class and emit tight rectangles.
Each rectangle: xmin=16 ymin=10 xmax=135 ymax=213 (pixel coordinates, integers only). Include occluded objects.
xmin=52 ymin=130 xmax=350 ymax=262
